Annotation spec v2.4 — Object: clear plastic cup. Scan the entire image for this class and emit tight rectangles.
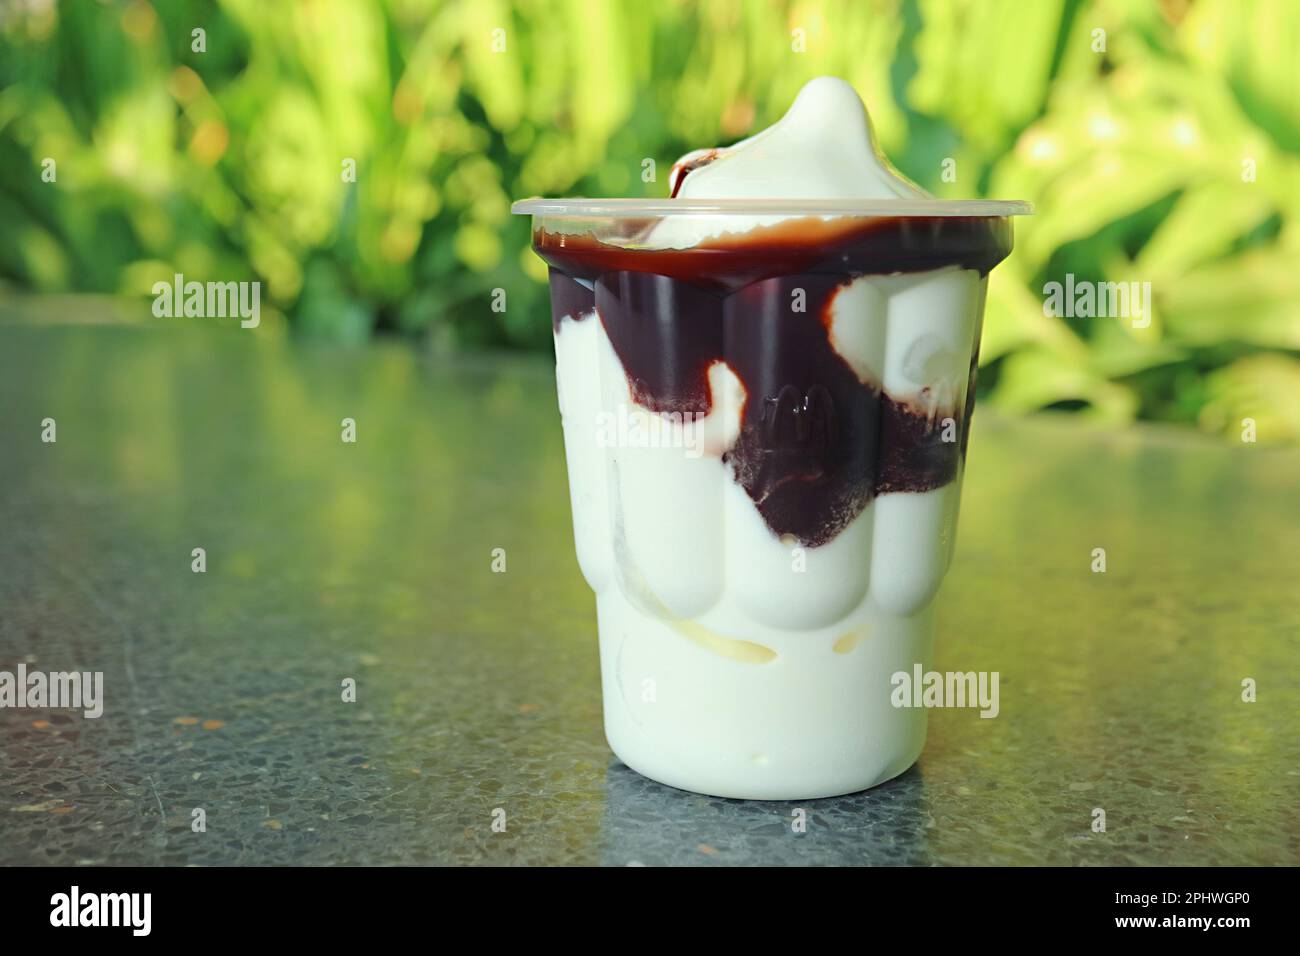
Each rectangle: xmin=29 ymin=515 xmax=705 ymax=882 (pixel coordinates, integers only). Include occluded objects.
xmin=514 ymin=197 xmax=1031 ymax=800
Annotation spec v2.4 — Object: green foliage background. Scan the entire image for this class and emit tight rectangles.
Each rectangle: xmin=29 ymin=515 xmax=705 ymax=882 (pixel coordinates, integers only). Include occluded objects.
xmin=2 ymin=0 xmax=1298 ymax=441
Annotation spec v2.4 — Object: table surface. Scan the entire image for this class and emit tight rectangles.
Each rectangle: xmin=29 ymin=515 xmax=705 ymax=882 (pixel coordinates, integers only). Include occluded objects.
xmin=2 ymin=310 xmax=1298 ymax=867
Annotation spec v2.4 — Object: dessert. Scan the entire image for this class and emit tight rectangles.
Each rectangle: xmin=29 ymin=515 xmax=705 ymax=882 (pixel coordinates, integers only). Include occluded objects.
xmin=513 ymin=77 xmax=1028 ymax=799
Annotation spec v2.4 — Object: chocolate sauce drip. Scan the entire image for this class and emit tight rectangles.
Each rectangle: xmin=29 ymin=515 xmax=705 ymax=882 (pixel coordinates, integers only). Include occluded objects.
xmin=536 ymin=216 xmax=1010 ymax=546
xmin=669 ymin=149 xmax=723 ymax=197
xmin=597 ymin=273 xmax=723 ymax=414
xmin=548 ymin=268 xmax=594 ymax=332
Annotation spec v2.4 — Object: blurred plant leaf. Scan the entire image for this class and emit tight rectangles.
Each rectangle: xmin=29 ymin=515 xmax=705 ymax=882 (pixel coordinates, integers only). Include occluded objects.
xmin=1200 ymin=354 xmax=1300 ymax=444
xmin=992 ymin=346 xmax=1138 ymax=423
xmin=909 ymin=0 xmax=1062 ymax=152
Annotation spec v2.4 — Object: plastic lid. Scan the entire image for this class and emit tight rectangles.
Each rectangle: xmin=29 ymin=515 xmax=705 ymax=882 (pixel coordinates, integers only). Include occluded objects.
xmin=512 ymin=198 xmax=1032 ymax=218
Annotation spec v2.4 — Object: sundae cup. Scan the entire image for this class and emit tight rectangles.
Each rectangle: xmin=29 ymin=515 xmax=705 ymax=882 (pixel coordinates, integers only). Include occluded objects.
xmin=513 ymin=77 xmax=1030 ymax=799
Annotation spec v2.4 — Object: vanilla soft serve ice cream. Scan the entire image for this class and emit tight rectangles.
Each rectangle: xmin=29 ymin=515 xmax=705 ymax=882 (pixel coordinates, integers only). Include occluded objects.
xmin=651 ymin=76 xmax=929 ymax=248
xmin=671 ymin=78 xmax=926 ymax=201
xmin=515 ymin=77 xmax=1027 ymax=799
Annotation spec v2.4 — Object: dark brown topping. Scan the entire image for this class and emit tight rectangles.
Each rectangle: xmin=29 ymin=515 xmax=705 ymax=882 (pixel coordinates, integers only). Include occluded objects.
xmin=535 ymin=217 xmax=1010 ymax=546
xmin=669 ymin=149 xmax=724 ymax=198
xmin=535 ymin=215 xmax=1011 ymax=291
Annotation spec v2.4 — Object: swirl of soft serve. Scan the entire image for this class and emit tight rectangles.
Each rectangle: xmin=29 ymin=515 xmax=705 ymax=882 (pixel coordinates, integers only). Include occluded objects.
xmin=648 ymin=77 xmax=930 ymax=249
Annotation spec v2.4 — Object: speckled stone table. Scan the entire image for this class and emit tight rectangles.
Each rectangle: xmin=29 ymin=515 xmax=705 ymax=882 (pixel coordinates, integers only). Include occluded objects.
xmin=2 ymin=313 xmax=1298 ymax=866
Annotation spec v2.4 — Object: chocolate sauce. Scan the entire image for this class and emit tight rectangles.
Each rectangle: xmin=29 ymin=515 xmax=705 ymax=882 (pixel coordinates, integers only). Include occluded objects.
xmin=536 ymin=216 xmax=1010 ymax=546
xmin=669 ymin=149 xmax=723 ymax=198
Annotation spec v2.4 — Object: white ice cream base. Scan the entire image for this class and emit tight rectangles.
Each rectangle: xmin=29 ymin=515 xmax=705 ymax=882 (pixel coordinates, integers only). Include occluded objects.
xmin=554 ymin=265 xmax=987 ymax=800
